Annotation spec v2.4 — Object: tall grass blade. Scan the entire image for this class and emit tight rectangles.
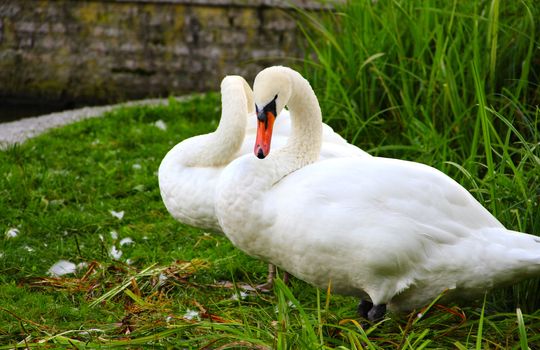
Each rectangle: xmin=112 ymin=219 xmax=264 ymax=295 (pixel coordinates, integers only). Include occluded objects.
xmin=487 ymin=0 xmax=500 ymax=93
xmin=475 ymin=294 xmax=487 ymax=349
xmin=515 ymin=1 xmax=536 ymax=101
xmin=471 ymin=62 xmax=496 ymax=213
xmin=516 ymin=308 xmax=530 ymax=350
xmin=274 ymin=278 xmax=320 ymax=348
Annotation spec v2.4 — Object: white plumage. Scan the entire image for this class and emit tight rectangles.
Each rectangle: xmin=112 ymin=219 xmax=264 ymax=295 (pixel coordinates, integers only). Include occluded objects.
xmin=158 ymin=75 xmax=368 ymax=286
xmin=159 ymin=75 xmax=367 ymax=233
xmin=215 ymin=66 xmax=540 ymax=317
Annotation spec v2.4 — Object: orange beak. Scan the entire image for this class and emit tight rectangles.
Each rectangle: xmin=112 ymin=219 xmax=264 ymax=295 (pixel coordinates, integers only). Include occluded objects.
xmin=254 ymin=110 xmax=276 ymax=159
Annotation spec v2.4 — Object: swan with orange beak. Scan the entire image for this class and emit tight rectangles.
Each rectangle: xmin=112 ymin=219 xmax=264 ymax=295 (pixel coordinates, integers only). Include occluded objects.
xmin=254 ymin=95 xmax=278 ymax=159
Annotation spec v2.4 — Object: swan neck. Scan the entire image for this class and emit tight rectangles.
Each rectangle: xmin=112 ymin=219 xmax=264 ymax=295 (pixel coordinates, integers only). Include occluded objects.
xmin=185 ymin=81 xmax=248 ymax=167
xmin=272 ymin=69 xmax=322 ymax=175
xmin=216 ymin=69 xmax=323 ymax=255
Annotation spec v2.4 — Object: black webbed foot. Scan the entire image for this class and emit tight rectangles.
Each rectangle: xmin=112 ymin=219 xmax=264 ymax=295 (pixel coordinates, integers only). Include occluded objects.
xmin=357 ymin=300 xmax=387 ymax=322
xmin=367 ymin=304 xmax=386 ymax=322
xmin=357 ymin=299 xmax=374 ymax=319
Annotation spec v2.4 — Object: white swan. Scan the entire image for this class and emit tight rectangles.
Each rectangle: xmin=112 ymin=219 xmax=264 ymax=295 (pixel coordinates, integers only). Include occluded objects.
xmin=158 ymin=75 xmax=368 ymax=287
xmin=215 ymin=66 xmax=540 ymax=320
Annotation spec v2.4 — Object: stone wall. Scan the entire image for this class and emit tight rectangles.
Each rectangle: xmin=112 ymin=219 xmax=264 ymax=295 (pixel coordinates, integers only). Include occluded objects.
xmin=0 ymin=0 xmax=325 ymax=106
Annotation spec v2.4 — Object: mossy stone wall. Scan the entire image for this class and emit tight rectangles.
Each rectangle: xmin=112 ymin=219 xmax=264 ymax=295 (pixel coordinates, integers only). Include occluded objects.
xmin=0 ymin=0 xmax=321 ymax=105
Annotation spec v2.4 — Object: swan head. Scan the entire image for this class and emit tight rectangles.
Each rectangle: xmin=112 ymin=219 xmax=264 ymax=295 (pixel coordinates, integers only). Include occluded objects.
xmin=253 ymin=67 xmax=293 ymax=159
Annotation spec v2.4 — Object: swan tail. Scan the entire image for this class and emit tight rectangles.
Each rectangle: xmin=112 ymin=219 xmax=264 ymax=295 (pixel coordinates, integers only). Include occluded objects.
xmin=475 ymin=228 xmax=540 ymax=284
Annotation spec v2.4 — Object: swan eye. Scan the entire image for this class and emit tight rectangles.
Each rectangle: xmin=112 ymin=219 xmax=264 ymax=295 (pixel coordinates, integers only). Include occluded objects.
xmin=255 ymin=105 xmax=259 ymax=114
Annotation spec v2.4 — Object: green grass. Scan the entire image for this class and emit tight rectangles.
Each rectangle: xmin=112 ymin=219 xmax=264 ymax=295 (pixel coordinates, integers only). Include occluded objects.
xmin=0 ymin=96 xmax=278 ymax=347
xmin=1 ymin=95 xmax=539 ymax=348
xmin=1 ymin=0 xmax=540 ymax=347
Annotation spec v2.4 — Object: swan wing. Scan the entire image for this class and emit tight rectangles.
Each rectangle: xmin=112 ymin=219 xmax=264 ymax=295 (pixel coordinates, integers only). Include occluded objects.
xmin=269 ymin=156 xmax=503 ymax=244
xmin=259 ymin=157 xmax=531 ymax=303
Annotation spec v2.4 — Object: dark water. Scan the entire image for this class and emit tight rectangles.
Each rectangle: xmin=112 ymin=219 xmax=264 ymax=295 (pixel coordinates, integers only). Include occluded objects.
xmin=0 ymin=103 xmax=70 ymax=123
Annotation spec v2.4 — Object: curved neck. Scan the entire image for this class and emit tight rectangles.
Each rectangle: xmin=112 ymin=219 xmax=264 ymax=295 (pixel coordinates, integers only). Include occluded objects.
xmin=215 ymin=69 xmax=323 ymax=253
xmin=184 ymin=78 xmax=248 ymax=167
xmin=269 ymin=68 xmax=322 ymax=180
